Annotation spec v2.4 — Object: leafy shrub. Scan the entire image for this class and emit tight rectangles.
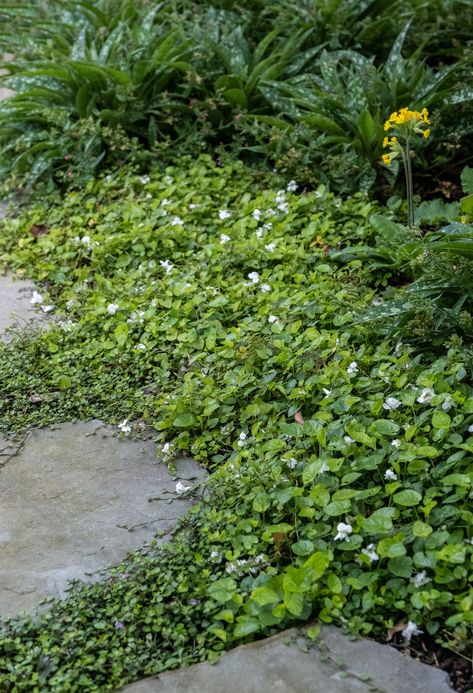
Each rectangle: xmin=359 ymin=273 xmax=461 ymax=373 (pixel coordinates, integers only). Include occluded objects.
xmin=0 ymin=158 xmax=472 ymax=690
xmin=1 ymin=0 xmax=473 ymax=194
xmin=332 ymin=168 xmax=473 ymax=342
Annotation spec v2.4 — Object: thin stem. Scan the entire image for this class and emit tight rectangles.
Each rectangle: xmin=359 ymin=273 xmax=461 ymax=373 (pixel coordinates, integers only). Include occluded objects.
xmin=404 ymin=138 xmax=414 ymax=228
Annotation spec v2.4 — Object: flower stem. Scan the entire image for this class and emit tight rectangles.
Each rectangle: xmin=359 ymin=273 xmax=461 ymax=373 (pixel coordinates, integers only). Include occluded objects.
xmin=404 ymin=139 xmax=414 ymax=228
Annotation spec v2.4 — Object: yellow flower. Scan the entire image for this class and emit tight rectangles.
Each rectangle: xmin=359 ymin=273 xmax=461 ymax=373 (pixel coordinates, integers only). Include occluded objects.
xmin=382 ymin=154 xmax=391 ymax=165
xmin=420 ymin=108 xmax=430 ymax=124
xmin=383 ymin=137 xmax=389 ymax=148
xmin=391 ymin=136 xmax=397 ymax=143
xmin=384 ymin=122 xmax=392 ymax=131
xmin=423 ymin=128 xmax=430 ymax=139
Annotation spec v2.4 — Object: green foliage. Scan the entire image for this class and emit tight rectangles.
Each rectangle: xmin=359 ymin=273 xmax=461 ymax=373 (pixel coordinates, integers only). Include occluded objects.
xmin=1 ymin=0 xmax=473 ymax=194
xmin=0 ymin=158 xmax=472 ymax=689
xmin=333 ymin=197 xmax=473 ymax=343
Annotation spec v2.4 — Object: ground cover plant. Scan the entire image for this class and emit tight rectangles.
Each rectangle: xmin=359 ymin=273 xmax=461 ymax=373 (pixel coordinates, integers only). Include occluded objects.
xmin=0 ymin=158 xmax=472 ymax=691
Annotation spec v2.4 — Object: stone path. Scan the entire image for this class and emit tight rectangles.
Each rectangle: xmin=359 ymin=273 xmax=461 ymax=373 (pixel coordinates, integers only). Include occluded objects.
xmin=0 ymin=420 xmax=206 ymax=619
xmin=122 ymin=626 xmax=452 ymax=693
xmin=0 ymin=272 xmax=44 ymax=341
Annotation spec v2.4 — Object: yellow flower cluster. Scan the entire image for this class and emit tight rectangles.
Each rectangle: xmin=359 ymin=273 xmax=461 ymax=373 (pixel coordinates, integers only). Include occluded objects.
xmin=384 ymin=107 xmax=430 ymax=131
xmin=381 ymin=107 xmax=431 ymax=166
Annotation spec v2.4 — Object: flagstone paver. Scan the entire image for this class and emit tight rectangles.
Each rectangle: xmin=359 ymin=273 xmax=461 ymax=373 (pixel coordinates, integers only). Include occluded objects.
xmin=0 ymin=421 xmax=206 ymax=620
xmin=0 ymin=272 xmax=45 ymax=340
xmin=121 ymin=625 xmax=452 ymax=693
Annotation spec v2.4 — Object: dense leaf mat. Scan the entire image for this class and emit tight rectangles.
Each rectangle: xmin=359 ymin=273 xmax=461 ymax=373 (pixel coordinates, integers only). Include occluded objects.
xmin=0 ymin=157 xmax=472 ymax=691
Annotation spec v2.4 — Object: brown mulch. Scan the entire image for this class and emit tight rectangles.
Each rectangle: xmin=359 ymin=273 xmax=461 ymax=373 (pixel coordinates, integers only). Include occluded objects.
xmin=389 ymin=632 xmax=472 ymax=692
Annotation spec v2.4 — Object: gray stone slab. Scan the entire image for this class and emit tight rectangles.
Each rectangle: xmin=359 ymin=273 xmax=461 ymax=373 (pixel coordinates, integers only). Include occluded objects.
xmin=121 ymin=626 xmax=452 ymax=693
xmin=0 ymin=420 xmax=205 ymax=619
xmin=0 ymin=272 xmax=44 ymax=341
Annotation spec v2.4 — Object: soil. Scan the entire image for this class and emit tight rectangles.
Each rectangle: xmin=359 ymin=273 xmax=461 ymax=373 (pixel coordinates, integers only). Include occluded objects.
xmin=390 ymin=632 xmax=473 ymax=692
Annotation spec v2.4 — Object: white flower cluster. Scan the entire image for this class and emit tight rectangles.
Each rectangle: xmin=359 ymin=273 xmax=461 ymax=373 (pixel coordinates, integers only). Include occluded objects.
xmin=30 ymin=291 xmax=54 ymax=313
xmin=160 ymin=260 xmax=174 ymax=275
xmin=347 ymin=361 xmax=358 ymax=376
xmin=175 ymin=481 xmax=191 ymax=494
xmin=383 ymin=396 xmax=401 ymax=411
xmin=334 ymin=522 xmax=353 ymax=541
xmin=275 ymin=190 xmax=289 ymax=213
xmin=118 ymin=419 xmax=131 ymax=435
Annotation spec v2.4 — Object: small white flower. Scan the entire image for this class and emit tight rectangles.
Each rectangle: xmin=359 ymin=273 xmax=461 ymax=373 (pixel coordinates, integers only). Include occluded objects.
xmin=441 ymin=395 xmax=455 ymax=412
xmin=189 ymin=203 xmax=197 ymax=210
xmin=260 ymin=283 xmax=271 ymax=293
xmin=323 ymin=388 xmax=332 ymax=396
xmin=287 ymin=458 xmax=298 ymax=469
xmin=160 ymin=260 xmax=174 ymax=275
xmin=383 ymin=397 xmax=402 ymax=411
xmin=268 ymin=315 xmax=279 ymax=324
xmin=170 ymin=216 xmax=183 ymax=226
xmin=107 ymin=303 xmax=119 ymax=315
xmin=140 ymin=175 xmax=150 ymax=184
xmin=162 ymin=443 xmax=170 ymax=454
xmin=41 ymin=305 xmax=55 ymax=313
xmin=161 ymin=198 xmax=170 ymax=206
xmin=238 ymin=431 xmax=247 ymax=447
xmin=134 ymin=343 xmax=146 ymax=351
xmin=219 ymin=209 xmax=231 ymax=220
xmin=220 ymin=233 xmax=230 ymax=244
xmin=402 ymin=621 xmax=423 ymax=641
xmin=334 ymin=522 xmax=353 ymax=541
xmin=248 ymin=271 xmax=260 ymax=284
xmin=265 ymin=242 xmax=276 ymax=252
xmin=275 ymin=190 xmax=286 ymax=203
xmin=175 ymin=481 xmax=191 ymax=494
xmin=347 ymin=361 xmax=359 ymax=376
xmin=145 ymin=192 xmax=152 ymax=200
xmin=255 ymin=228 xmax=264 ymax=239
xmin=210 ymin=551 xmax=221 ymax=560
xmin=81 ymin=235 xmax=91 ymax=245
xmin=391 ymin=439 xmax=401 ymax=448
xmin=468 ymin=424 xmax=473 ymax=433
xmin=118 ymin=419 xmax=131 ymax=435
xmin=384 ymin=469 xmax=398 ymax=481
xmin=225 ymin=562 xmax=237 ymax=574
xmin=344 ymin=435 xmax=354 ymax=444
xmin=416 ymin=387 xmax=435 ymax=404
xmin=253 ymin=209 xmax=261 ymax=220
xmin=164 ymin=175 xmax=173 ymax=185
xmin=361 ymin=544 xmax=379 ymax=562
xmin=287 ymin=180 xmax=298 ymax=192
xmin=264 ymin=222 xmax=273 ymax=230
xmin=277 ymin=201 xmax=289 ymax=213
xmin=266 ymin=209 xmax=275 ymax=217
xmin=30 ymin=291 xmax=44 ymax=305
xmin=412 ymin=571 xmax=430 ymax=588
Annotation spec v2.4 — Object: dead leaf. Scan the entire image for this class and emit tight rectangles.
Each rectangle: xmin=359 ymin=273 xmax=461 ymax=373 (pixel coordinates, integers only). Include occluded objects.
xmin=29 ymin=224 xmax=48 ymax=237
xmin=295 ymin=411 xmax=305 ymax=424
xmin=386 ymin=619 xmax=407 ymax=641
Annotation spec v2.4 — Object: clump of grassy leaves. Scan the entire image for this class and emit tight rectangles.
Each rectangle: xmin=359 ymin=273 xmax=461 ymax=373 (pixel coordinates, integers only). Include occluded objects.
xmin=0 ymin=157 xmax=472 ymax=690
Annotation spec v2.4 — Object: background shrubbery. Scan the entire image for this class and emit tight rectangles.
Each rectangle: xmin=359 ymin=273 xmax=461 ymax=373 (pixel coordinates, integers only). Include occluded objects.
xmin=1 ymin=0 xmax=473 ymax=195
